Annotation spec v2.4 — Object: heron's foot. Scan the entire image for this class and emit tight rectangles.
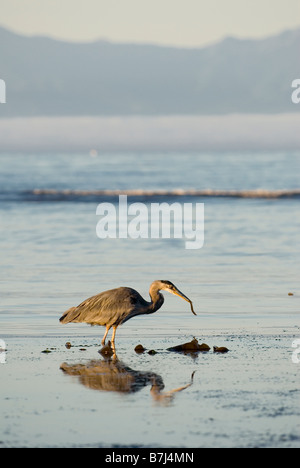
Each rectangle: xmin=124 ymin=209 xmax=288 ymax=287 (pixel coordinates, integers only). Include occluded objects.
xmin=99 ymin=340 xmax=114 ymax=358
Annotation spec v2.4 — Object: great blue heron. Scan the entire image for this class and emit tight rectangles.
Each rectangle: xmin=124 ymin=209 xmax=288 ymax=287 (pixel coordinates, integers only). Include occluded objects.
xmin=59 ymin=280 xmax=196 ymax=346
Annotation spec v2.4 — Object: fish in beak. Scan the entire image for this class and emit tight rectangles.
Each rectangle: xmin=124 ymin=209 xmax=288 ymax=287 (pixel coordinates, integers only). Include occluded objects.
xmin=168 ymin=284 xmax=197 ymax=316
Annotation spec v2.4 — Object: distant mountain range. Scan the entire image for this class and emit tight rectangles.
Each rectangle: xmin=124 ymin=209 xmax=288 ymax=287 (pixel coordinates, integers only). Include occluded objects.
xmin=0 ymin=25 xmax=299 ymax=117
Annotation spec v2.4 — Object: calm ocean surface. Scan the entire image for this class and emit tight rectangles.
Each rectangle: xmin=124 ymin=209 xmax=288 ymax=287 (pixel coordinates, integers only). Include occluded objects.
xmin=1 ymin=151 xmax=300 ymax=448
xmin=0 ymin=151 xmax=299 ymax=322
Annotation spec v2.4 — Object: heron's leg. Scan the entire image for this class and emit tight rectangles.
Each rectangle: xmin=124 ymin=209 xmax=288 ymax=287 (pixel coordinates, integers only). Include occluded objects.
xmin=101 ymin=326 xmax=110 ymax=346
xmin=111 ymin=326 xmax=117 ymax=344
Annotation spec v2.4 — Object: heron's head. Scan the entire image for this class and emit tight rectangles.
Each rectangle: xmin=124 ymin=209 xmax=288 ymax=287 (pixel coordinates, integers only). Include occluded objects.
xmin=153 ymin=280 xmax=197 ymax=315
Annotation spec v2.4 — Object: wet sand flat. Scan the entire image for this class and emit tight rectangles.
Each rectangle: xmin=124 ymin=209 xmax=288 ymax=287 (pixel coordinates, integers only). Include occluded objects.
xmin=1 ymin=314 xmax=299 ymax=448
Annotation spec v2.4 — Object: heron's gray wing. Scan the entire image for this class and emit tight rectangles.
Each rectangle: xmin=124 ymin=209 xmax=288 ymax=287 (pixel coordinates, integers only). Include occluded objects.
xmin=71 ymin=287 xmax=148 ymax=327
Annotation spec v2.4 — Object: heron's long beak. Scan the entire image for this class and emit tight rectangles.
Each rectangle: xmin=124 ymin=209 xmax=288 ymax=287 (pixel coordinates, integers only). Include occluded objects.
xmin=170 ymin=288 xmax=197 ymax=316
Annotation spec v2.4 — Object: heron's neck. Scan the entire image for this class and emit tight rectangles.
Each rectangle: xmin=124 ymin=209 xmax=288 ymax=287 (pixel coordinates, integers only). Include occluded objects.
xmin=148 ymin=287 xmax=164 ymax=313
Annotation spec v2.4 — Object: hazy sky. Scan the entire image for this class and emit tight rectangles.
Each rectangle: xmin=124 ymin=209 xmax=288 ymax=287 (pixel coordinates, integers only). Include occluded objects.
xmin=1 ymin=0 xmax=300 ymax=47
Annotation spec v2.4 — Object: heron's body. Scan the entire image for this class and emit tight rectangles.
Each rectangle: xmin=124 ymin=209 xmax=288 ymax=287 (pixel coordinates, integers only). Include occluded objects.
xmin=60 ymin=280 xmax=195 ymax=346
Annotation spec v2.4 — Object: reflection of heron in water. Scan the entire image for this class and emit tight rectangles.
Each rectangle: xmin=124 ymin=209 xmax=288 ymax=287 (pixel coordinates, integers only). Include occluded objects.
xmin=60 ymin=280 xmax=196 ymax=347
xmin=150 ymin=371 xmax=195 ymax=405
xmin=60 ymin=356 xmax=195 ymax=404
xmin=60 ymin=359 xmax=164 ymax=394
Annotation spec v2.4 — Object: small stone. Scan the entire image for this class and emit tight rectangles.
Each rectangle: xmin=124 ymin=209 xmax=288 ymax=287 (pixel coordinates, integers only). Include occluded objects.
xmin=134 ymin=344 xmax=146 ymax=354
xmin=213 ymin=346 xmax=229 ymax=353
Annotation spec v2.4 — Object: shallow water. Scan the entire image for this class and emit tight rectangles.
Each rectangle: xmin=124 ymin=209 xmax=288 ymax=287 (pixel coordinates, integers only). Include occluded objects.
xmin=0 ymin=151 xmax=300 ymax=447
xmin=1 ymin=316 xmax=300 ymax=448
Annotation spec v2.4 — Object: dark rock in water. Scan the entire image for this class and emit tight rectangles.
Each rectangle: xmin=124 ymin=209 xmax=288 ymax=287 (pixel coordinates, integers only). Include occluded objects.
xmin=213 ymin=346 xmax=229 ymax=353
xmin=134 ymin=344 xmax=146 ymax=354
xmin=134 ymin=344 xmax=157 ymax=355
xmin=167 ymin=338 xmax=210 ymax=353
xmin=197 ymin=343 xmax=211 ymax=351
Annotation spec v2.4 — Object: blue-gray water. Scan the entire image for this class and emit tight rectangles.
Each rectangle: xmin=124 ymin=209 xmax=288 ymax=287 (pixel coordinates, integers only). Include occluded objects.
xmin=0 ymin=151 xmax=299 ymax=319
xmin=1 ymin=151 xmax=300 ymax=448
